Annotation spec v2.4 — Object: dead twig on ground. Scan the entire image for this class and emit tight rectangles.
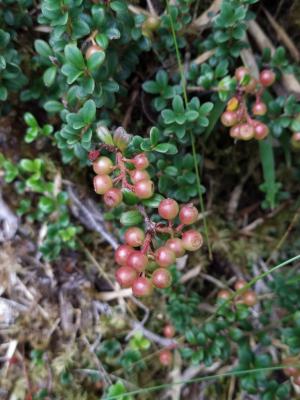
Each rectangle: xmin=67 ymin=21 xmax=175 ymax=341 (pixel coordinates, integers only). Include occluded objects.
xmin=67 ymin=183 xmax=119 ymax=250
xmin=0 ymin=190 xmax=18 ymax=242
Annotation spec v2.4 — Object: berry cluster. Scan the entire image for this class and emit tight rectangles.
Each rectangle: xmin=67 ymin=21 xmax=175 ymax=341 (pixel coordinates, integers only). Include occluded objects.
xmin=283 ymin=356 xmax=300 ymax=386
xmin=159 ymin=324 xmax=176 ymax=366
xmin=221 ymin=67 xmax=276 ymax=141
xmin=92 ymin=151 xmax=154 ymax=207
xmin=218 ymin=279 xmax=257 ymax=307
xmin=115 ymin=199 xmax=203 ymax=296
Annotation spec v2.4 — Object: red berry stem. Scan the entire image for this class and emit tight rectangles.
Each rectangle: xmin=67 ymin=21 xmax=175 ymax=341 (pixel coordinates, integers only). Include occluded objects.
xmin=115 ymin=151 xmax=135 ymax=191
xmin=141 ymin=232 xmax=153 ymax=254
xmin=175 ymin=223 xmax=185 ymax=233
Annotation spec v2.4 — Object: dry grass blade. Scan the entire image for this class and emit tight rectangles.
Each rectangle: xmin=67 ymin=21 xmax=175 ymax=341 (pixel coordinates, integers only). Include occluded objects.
xmin=67 ymin=183 xmax=119 ymax=250
xmin=193 ymin=49 xmax=216 ymax=65
xmin=263 ymin=8 xmax=300 ymax=62
xmin=189 ymin=0 xmax=222 ymax=30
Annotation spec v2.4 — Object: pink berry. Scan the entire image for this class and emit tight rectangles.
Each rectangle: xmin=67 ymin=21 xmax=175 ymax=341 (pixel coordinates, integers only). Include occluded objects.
xmin=152 ymin=268 xmax=172 ymax=289
xmin=292 ymin=132 xmax=300 ymax=142
xmin=115 ymin=266 xmax=137 ymax=288
xmin=239 ymin=123 xmax=255 ymax=141
xmin=93 ymin=175 xmax=113 ymax=194
xmin=163 ymin=324 xmax=175 ymax=338
xmin=235 ymin=66 xmax=250 ymax=82
xmin=242 ymin=290 xmax=257 ymax=306
xmin=133 ymin=153 xmax=149 ymax=170
xmin=159 ymin=349 xmax=173 ymax=366
xmin=218 ymin=290 xmax=231 ymax=300
xmin=165 ymin=238 xmax=185 ymax=257
xmin=260 ymin=69 xmax=276 ymax=87
xmin=132 ymin=277 xmax=153 ymax=297
xmin=155 ymin=246 xmax=176 ymax=268
xmin=182 ymin=230 xmax=203 ymax=251
xmin=127 ymin=251 xmax=148 ymax=272
xmin=93 ymin=156 xmax=113 ymax=175
xmin=86 ymin=44 xmax=103 ymax=59
xmin=124 ymin=227 xmax=145 ymax=247
xmin=130 ymin=169 xmax=150 ymax=184
xmin=291 ymin=132 xmax=300 ymax=149
xmin=234 ymin=279 xmax=247 ymax=291
xmin=221 ymin=111 xmax=238 ymax=127
xmin=115 ymin=245 xmax=133 ymax=266
xmin=179 ymin=204 xmax=198 ymax=225
xmin=103 ymin=188 xmax=123 ymax=207
xmin=229 ymin=125 xmax=241 ymax=139
xmin=254 ymin=121 xmax=269 ymax=140
xmin=158 ymin=198 xmax=179 ymax=220
xmin=252 ymin=101 xmax=267 ymax=116
xmin=134 ymin=179 xmax=154 ymax=199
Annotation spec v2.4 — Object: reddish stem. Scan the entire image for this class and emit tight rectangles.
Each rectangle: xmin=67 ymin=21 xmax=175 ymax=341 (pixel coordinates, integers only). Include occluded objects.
xmin=115 ymin=152 xmax=135 ymax=191
xmin=175 ymin=223 xmax=185 ymax=233
xmin=141 ymin=232 xmax=153 ymax=254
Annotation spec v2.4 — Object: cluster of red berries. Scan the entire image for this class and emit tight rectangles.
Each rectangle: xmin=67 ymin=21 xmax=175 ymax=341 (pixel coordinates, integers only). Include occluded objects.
xmin=218 ymin=279 xmax=257 ymax=307
xmin=221 ymin=67 xmax=276 ymax=141
xmin=115 ymin=199 xmax=203 ymax=296
xmin=159 ymin=324 xmax=176 ymax=366
xmin=92 ymin=152 xmax=154 ymax=207
xmin=283 ymin=356 xmax=300 ymax=385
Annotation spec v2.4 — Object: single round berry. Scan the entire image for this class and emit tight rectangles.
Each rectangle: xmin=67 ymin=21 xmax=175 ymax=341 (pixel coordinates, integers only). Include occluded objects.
xmin=234 ymin=279 xmax=247 ymax=291
xmin=252 ymin=101 xmax=267 ymax=116
xmin=130 ymin=169 xmax=150 ymax=184
xmin=86 ymin=44 xmax=103 ymax=59
xmin=115 ymin=266 xmax=137 ymax=288
xmin=239 ymin=123 xmax=255 ymax=141
xmin=158 ymin=198 xmax=179 ymax=220
xmin=124 ymin=227 xmax=145 ymax=248
xmin=163 ymin=324 xmax=175 ymax=338
xmin=93 ymin=175 xmax=113 ymax=194
xmin=127 ymin=251 xmax=148 ymax=272
xmin=218 ymin=290 xmax=231 ymax=300
xmin=181 ymin=230 xmax=203 ymax=251
xmin=159 ymin=349 xmax=173 ymax=366
xmin=152 ymin=268 xmax=172 ymax=289
xmin=103 ymin=188 xmax=123 ymax=207
xmin=260 ymin=69 xmax=276 ymax=87
xmin=229 ymin=125 xmax=241 ymax=139
xmin=93 ymin=156 xmax=113 ymax=175
xmin=179 ymin=204 xmax=199 ymax=225
xmin=235 ymin=66 xmax=250 ymax=82
xmin=132 ymin=277 xmax=153 ymax=297
xmin=134 ymin=179 xmax=154 ymax=199
xmin=242 ymin=290 xmax=257 ymax=306
xmin=155 ymin=247 xmax=176 ymax=268
xmin=254 ymin=121 xmax=269 ymax=140
xmin=115 ymin=245 xmax=133 ymax=266
xmin=133 ymin=153 xmax=149 ymax=170
xmin=165 ymin=238 xmax=185 ymax=258
xmin=282 ymin=357 xmax=299 ymax=377
xmin=221 ymin=111 xmax=238 ymax=127
xmin=244 ymin=78 xmax=257 ymax=94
